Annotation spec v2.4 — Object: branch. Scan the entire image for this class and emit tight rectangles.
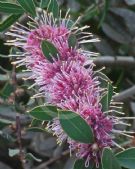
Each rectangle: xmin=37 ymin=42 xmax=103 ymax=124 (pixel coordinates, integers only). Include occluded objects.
xmin=0 ymin=57 xmax=135 ymax=102
xmin=86 ymin=56 xmax=135 ymax=68
xmin=33 ymin=150 xmax=70 ymax=169
xmin=0 ymin=56 xmax=135 ymax=82
xmin=113 ymin=85 xmax=135 ymax=102
xmin=0 ymin=72 xmax=31 ymax=82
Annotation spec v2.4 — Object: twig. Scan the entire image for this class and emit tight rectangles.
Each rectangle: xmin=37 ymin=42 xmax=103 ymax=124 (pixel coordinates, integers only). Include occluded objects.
xmin=11 ymin=64 xmax=26 ymax=168
xmin=33 ymin=149 xmax=70 ymax=169
xmin=16 ymin=114 xmax=23 ymax=161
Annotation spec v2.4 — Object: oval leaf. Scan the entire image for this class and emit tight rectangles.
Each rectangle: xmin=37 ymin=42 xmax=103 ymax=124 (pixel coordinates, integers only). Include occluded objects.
xmin=9 ymin=149 xmax=20 ymax=157
xmin=93 ymin=164 xmax=102 ymax=169
xmin=63 ymin=19 xmax=74 ymax=29
xmin=29 ymin=105 xmax=58 ymax=121
xmin=40 ymin=0 xmax=49 ymax=8
xmin=47 ymin=0 xmax=59 ymax=18
xmin=116 ymin=147 xmax=135 ymax=169
xmin=68 ymin=34 xmax=77 ymax=48
xmin=0 ymin=119 xmax=13 ymax=129
xmin=0 ymin=14 xmax=21 ymax=32
xmin=74 ymin=159 xmax=94 ymax=169
xmin=101 ymin=82 xmax=113 ymax=112
xmin=41 ymin=40 xmax=59 ymax=62
xmin=0 ymin=2 xmax=24 ymax=14
xmin=30 ymin=119 xmax=42 ymax=127
xmin=17 ymin=0 xmax=36 ymax=17
xmin=59 ymin=110 xmax=94 ymax=143
xmin=98 ymin=0 xmax=109 ymax=28
xmin=0 ymin=82 xmax=14 ymax=99
xmin=25 ymin=153 xmax=42 ymax=162
xmin=102 ymin=147 xmax=121 ymax=169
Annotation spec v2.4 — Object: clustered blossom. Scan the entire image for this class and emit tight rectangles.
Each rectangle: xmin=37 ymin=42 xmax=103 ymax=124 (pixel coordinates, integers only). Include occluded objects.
xmin=6 ymin=9 xmax=132 ymax=168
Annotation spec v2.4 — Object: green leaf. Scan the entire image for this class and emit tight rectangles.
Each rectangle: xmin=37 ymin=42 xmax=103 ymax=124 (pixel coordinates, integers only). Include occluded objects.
xmin=17 ymin=0 xmax=36 ymax=17
xmin=9 ymin=148 xmax=20 ymax=157
xmin=41 ymin=40 xmax=59 ymax=62
xmin=0 ymin=14 xmax=21 ymax=32
xmin=98 ymin=0 xmax=110 ymax=28
xmin=68 ymin=34 xmax=77 ymax=48
xmin=40 ymin=0 xmax=49 ymax=8
xmin=0 ymin=131 xmax=15 ymax=145
xmin=33 ymin=0 xmax=40 ymax=7
xmin=96 ymin=71 xmax=111 ymax=86
xmin=25 ymin=153 xmax=42 ymax=162
xmin=0 ymin=2 xmax=24 ymax=14
xmin=116 ymin=147 xmax=135 ymax=169
xmin=81 ymin=4 xmax=98 ymax=23
xmin=64 ymin=19 xmax=74 ymax=29
xmin=75 ymin=0 xmax=90 ymax=6
xmin=101 ymin=82 xmax=113 ymax=112
xmin=93 ymin=164 xmax=102 ymax=169
xmin=57 ymin=19 xmax=74 ymax=28
xmin=29 ymin=105 xmax=58 ymax=121
xmin=59 ymin=110 xmax=94 ymax=143
xmin=30 ymin=119 xmax=42 ymax=127
xmin=102 ymin=147 xmax=121 ymax=169
xmin=47 ymin=0 xmax=59 ymax=17
xmin=74 ymin=159 xmax=94 ymax=169
xmin=0 ymin=82 xmax=14 ymax=99
xmin=0 ymin=119 xmax=13 ymax=129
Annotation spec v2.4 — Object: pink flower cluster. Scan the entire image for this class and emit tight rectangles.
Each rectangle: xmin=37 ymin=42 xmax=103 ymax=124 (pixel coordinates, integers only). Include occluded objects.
xmin=7 ymin=11 xmax=114 ymax=168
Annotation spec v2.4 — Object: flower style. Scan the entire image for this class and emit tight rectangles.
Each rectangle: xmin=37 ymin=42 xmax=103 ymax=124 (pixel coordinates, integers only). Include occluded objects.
xmin=6 ymin=8 xmax=133 ymax=168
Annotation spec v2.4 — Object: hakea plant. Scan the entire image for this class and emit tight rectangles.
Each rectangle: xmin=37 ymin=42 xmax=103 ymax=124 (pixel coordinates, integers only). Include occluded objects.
xmin=6 ymin=0 xmax=135 ymax=169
